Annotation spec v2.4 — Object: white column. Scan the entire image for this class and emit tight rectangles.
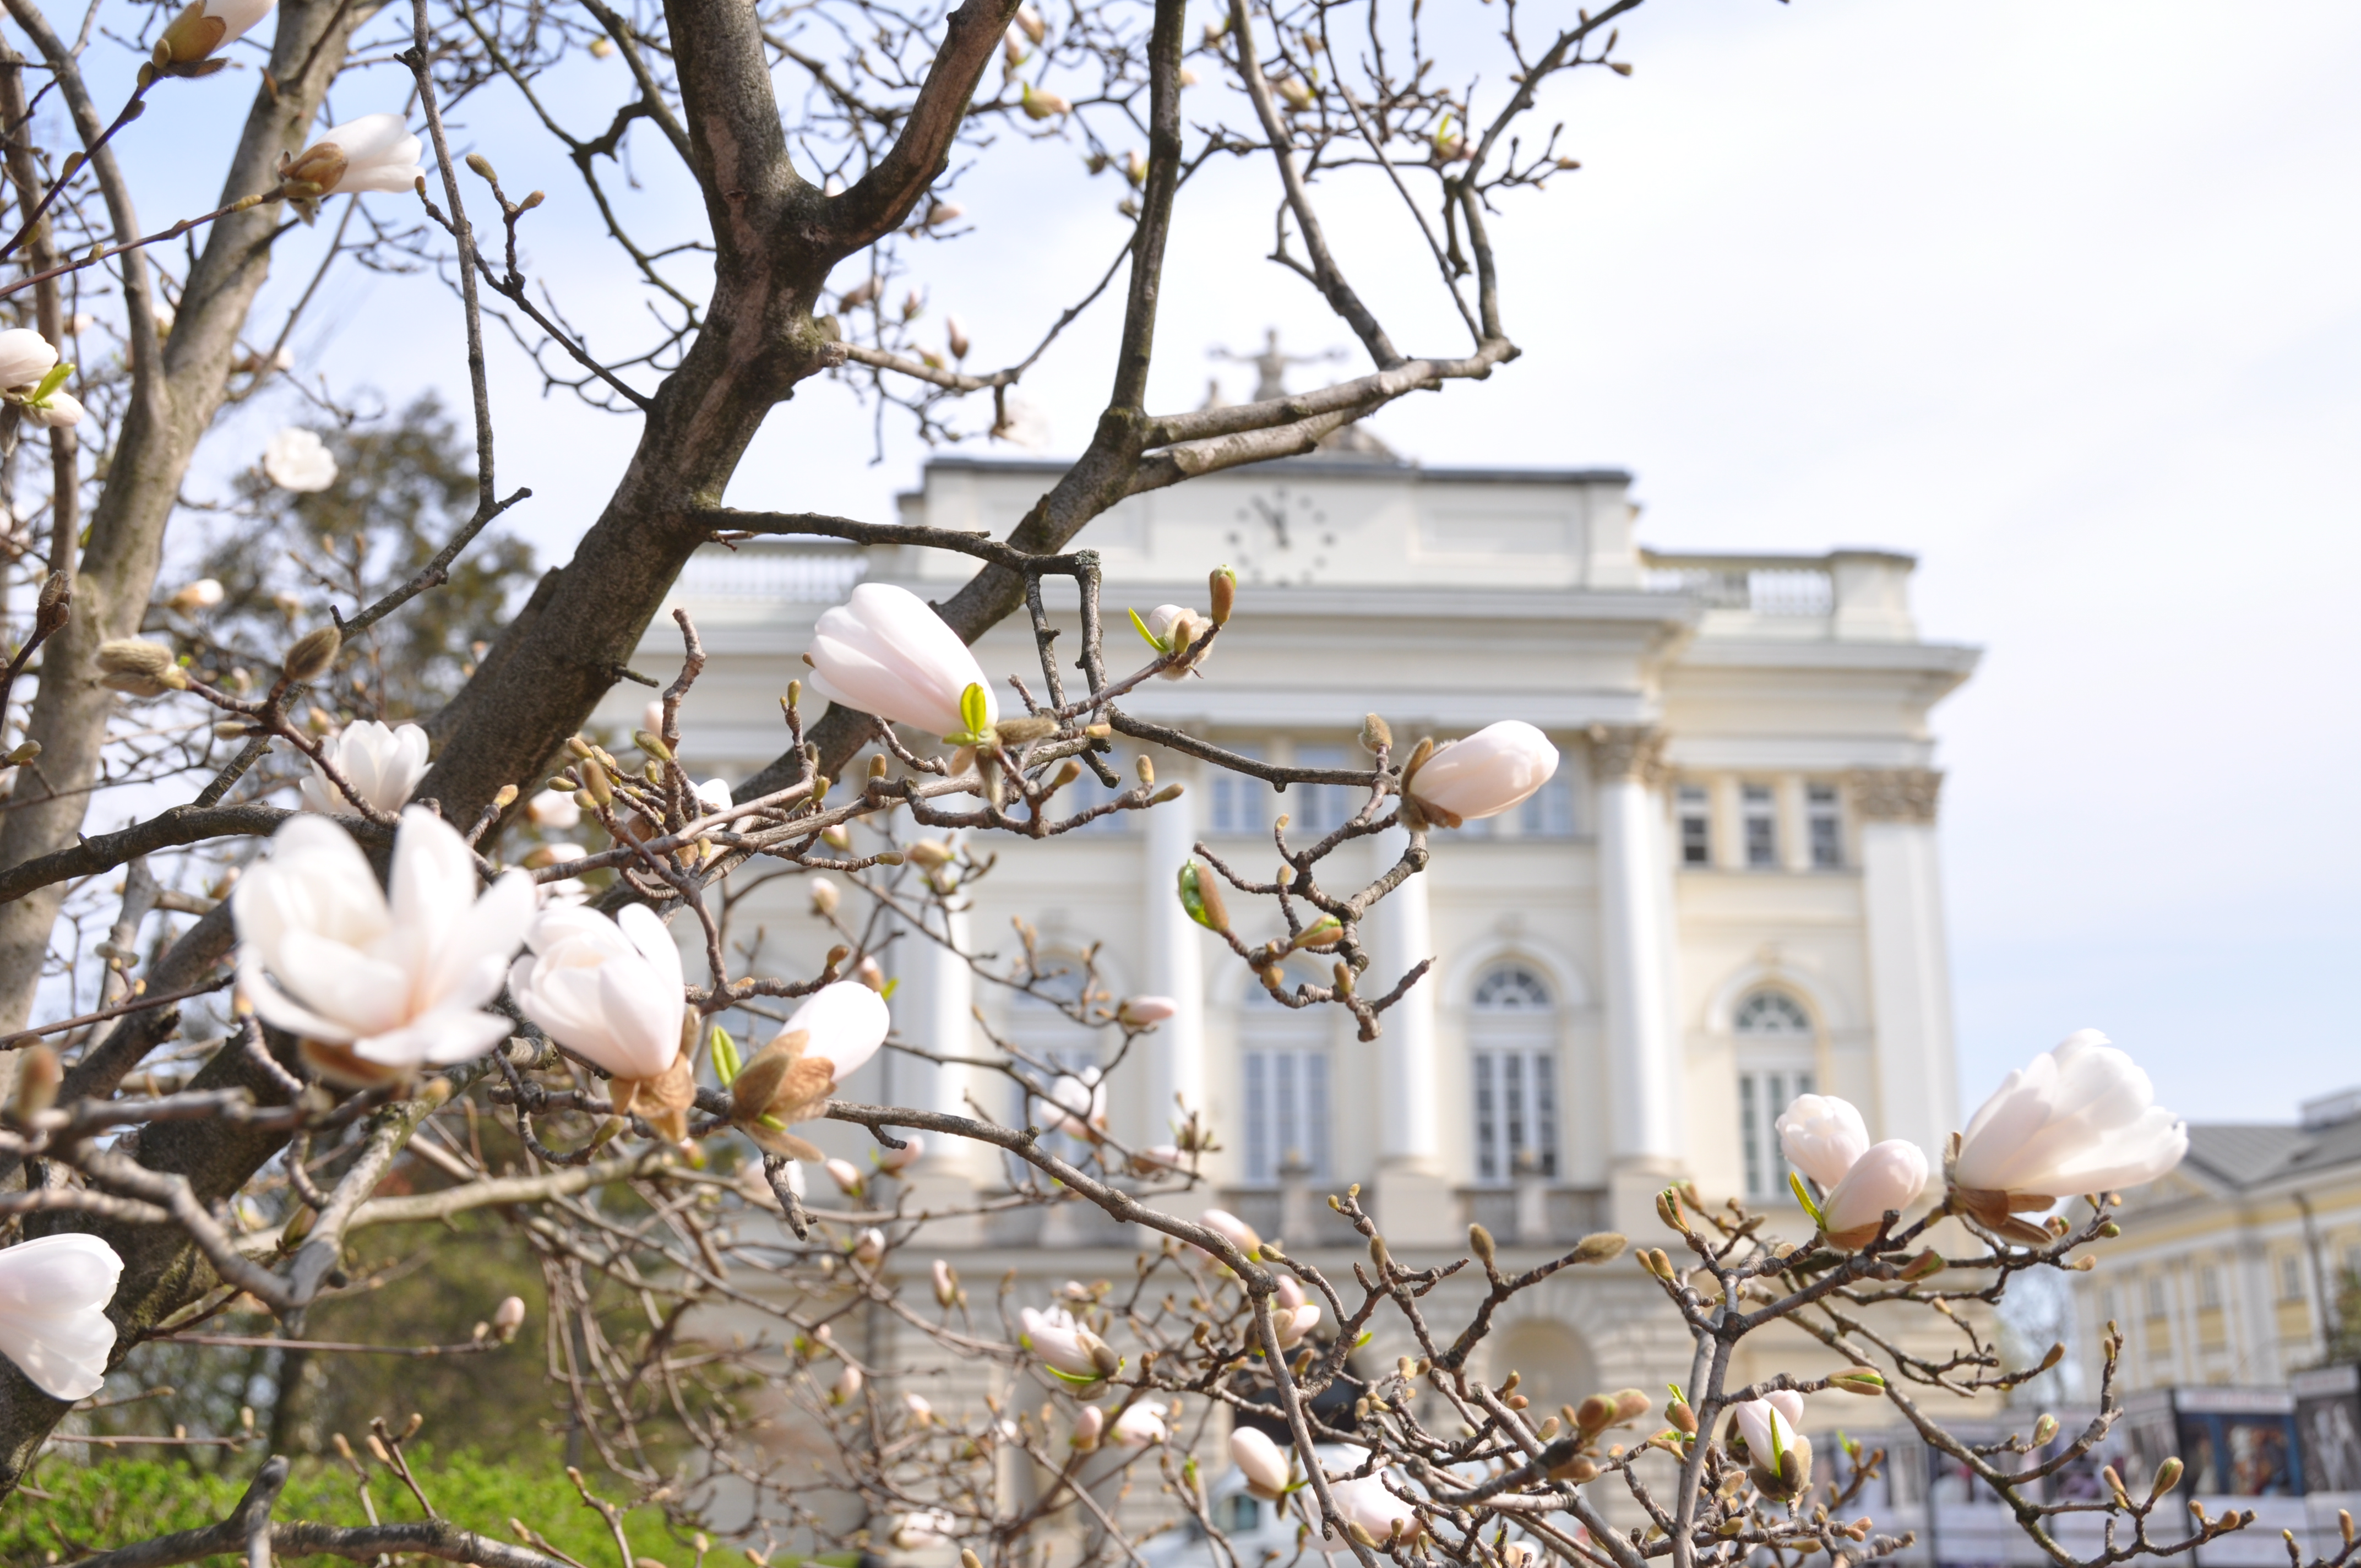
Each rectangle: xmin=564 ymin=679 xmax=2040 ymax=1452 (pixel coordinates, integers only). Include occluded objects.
xmin=891 ymin=895 xmax=999 ymax=1192
xmin=1591 ymin=728 xmax=1681 ymax=1204
xmin=1850 ymin=769 xmax=1959 ymax=1163
xmin=1370 ymin=824 xmax=1454 ymax=1244
xmin=1143 ymin=772 xmax=1206 ymax=1141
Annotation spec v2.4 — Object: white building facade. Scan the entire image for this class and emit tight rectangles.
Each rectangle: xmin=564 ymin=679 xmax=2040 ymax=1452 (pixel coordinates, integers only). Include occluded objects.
xmin=622 ymin=451 xmax=1979 ymax=1411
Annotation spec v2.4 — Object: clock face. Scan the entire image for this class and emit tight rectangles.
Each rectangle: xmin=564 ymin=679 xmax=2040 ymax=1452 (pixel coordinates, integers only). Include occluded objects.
xmin=1227 ymin=485 xmax=1339 ymax=586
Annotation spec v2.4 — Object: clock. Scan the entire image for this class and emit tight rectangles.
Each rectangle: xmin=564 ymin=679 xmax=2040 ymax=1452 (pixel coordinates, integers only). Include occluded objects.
xmin=1226 ymin=484 xmax=1339 ymax=586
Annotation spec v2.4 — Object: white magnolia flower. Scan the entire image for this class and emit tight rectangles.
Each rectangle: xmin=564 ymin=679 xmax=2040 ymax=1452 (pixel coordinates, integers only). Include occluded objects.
xmin=21 ymin=391 xmax=82 ymax=429
xmin=298 ymin=719 xmax=429 ymax=817
xmin=167 ymin=578 xmax=225 ymax=614
xmin=158 ymin=0 xmax=276 ymax=63
xmin=853 ymin=1227 xmax=885 ymax=1265
xmin=1731 ymin=1390 xmax=1813 ymax=1495
xmin=1730 ymin=1390 xmax=1806 ymax=1466
xmin=1775 ymin=1093 xmax=1870 ymax=1192
xmin=904 ymin=1391 xmax=934 ymax=1424
xmin=1111 ymin=1402 xmax=1168 ymax=1447
xmin=825 ymin=1156 xmax=866 ymax=1195
xmin=508 ymin=904 xmax=684 ymax=1082
xmin=879 ymin=1133 xmax=924 ymax=1173
xmin=1040 ymin=1068 xmax=1106 ymax=1140
xmin=285 ymin=114 xmax=423 ymax=198
xmin=804 ymin=582 xmax=997 ymax=738
xmin=0 ymin=1234 xmax=122 ymax=1401
xmin=1327 ymin=1473 xmax=1421 ymax=1545
xmin=693 ymin=777 xmax=732 ymax=816
xmin=1404 ymin=720 xmax=1559 ymax=826
xmin=890 ymin=1509 xmax=957 ymax=1550
xmin=1271 ymin=1276 xmax=1321 ymax=1348
xmin=728 ymin=981 xmax=893 ymax=1160
xmin=233 ymin=807 xmax=534 ymax=1084
xmin=526 ymin=790 xmax=581 ymax=831
xmin=1231 ymin=1426 xmax=1291 ymax=1498
xmin=932 ymin=1257 xmax=959 ymax=1307
xmin=1019 ymin=1305 xmax=1113 ymax=1384
xmin=263 ymin=427 xmax=338 ymax=492
xmin=1138 ymin=603 xmax=1212 ymax=677
xmin=1118 ymin=995 xmax=1178 ymax=1027
xmin=1955 ymin=1030 xmax=2189 ymax=1201
xmin=1070 ymin=1405 xmax=1105 ymax=1451
xmin=777 ymin=981 xmax=891 ymax=1085
xmin=1819 ymin=1140 xmax=1930 ymax=1249
xmin=0 ymin=328 xmax=57 ymax=389
xmin=1199 ymin=1207 xmax=1262 ymax=1256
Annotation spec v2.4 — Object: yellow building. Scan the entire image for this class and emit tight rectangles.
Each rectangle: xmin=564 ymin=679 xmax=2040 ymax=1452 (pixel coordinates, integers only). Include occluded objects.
xmin=2076 ymin=1088 xmax=2361 ymax=1390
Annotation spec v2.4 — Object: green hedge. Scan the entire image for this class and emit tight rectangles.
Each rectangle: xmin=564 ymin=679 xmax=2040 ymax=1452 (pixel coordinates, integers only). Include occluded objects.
xmin=2 ymin=1449 xmax=697 ymax=1567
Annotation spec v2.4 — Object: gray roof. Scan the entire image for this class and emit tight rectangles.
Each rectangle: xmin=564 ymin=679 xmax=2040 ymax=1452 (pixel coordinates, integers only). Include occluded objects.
xmin=2174 ymin=1117 xmax=2361 ymax=1193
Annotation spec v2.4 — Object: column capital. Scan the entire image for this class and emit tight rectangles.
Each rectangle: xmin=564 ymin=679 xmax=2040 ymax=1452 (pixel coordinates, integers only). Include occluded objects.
xmin=1586 ymin=724 xmax=1667 ymax=785
xmin=1846 ymin=767 xmax=1943 ymax=824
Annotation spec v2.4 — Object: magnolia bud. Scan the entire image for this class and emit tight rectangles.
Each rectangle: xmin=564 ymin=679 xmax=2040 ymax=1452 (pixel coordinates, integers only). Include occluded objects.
xmin=282 ymin=625 xmax=343 ymax=684
xmin=1209 ymin=564 xmax=1237 ymax=625
xmin=1177 ymin=860 xmax=1229 ymax=933
xmin=1668 ymin=1400 xmax=1697 ymax=1434
xmin=96 ymin=639 xmax=188 ymax=696
xmin=11 ymin=1044 xmax=61 ymax=1120
xmin=492 ymin=1295 xmax=527 ymax=1341
xmin=1899 ymin=1249 xmax=1945 ymax=1281
xmin=2152 ymin=1456 xmax=2184 ymax=1500
xmin=1135 ymin=754 xmax=1155 ymax=787
xmin=1571 ymin=1232 xmax=1626 ymax=1264
xmin=808 ymin=878 xmax=840 ymax=916
xmin=1468 ymin=1223 xmax=1496 ymax=1268
xmin=1828 ymin=1367 xmax=1885 ymax=1396
xmin=908 ymin=839 xmax=955 ymax=869
xmin=465 ymin=152 xmax=497 ymax=181
xmin=1359 ymin=713 xmax=1392 ymax=754
xmin=2032 ymin=1413 xmax=2059 ymax=1446
xmin=1368 ymin=1235 xmax=1391 ymax=1275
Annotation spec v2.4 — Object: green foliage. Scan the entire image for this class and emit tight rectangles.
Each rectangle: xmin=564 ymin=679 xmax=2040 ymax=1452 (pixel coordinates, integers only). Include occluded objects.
xmin=0 ymin=1448 xmax=688 ymax=1567
xmin=177 ymin=393 xmax=536 ymax=721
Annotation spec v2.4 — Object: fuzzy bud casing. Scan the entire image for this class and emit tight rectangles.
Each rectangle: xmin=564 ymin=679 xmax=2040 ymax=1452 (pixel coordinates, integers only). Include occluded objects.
xmin=282 ymin=625 xmax=343 ymax=684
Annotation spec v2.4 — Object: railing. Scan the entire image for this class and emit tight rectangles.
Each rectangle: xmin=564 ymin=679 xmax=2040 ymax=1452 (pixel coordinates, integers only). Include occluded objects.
xmin=1640 ymin=551 xmax=1835 ymax=617
xmin=674 ymin=546 xmax=869 ymax=602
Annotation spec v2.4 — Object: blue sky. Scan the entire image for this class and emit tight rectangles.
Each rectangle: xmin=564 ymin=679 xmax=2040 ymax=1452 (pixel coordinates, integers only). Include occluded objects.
xmin=89 ymin=0 xmax=2361 ymax=1121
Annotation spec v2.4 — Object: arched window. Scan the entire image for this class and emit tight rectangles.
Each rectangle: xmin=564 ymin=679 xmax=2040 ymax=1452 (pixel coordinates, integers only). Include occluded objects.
xmin=1471 ymin=965 xmax=1558 ymax=1185
xmin=1241 ymin=971 xmax=1329 ymax=1184
xmin=1733 ymin=988 xmax=1816 ymax=1202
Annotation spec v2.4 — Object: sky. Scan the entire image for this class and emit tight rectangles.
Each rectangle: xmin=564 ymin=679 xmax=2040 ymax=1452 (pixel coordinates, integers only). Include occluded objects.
xmin=88 ymin=0 xmax=2361 ymax=1121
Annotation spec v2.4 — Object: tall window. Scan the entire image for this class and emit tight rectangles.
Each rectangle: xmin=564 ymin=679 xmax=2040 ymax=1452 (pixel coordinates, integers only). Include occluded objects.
xmin=1291 ymin=745 xmax=1351 ymax=839
xmin=1519 ymin=775 xmax=1576 ymax=837
xmin=1211 ymin=744 xmax=1266 ymax=835
xmin=1676 ymin=785 xmax=1711 ymax=865
xmin=1806 ymin=783 xmax=1843 ymax=868
xmin=1742 ymin=784 xmax=1778 ymax=868
xmin=1241 ymin=977 xmax=1328 ymax=1183
xmin=1734 ymin=989 xmax=1815 ymax=1202
xmin=1470 ymin=966 xmax=1558 ymax=1185
xmin=2280 ymin=1254 xmax=2305 ymax=1302
xmin=2199 ymin=1263 xmax=2223 ymax=1310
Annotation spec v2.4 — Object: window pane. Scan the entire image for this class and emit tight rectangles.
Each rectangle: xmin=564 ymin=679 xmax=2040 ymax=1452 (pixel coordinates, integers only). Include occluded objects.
xmin=1473 ymin=1054 xmax=1498 ymax=1184
xmin=1295 ymin=746 xmax=1347 ymax=837
xmin=1520 ymin=776 xmax=1575 ymax=838
xmin=1274 ymin=1053 xmax=1300 ymax=1173
xmin=1503 ymin=1053 xmax=1527 ymax=1172
xmin=1531 ymin=1050 xmax=1559 ymax=1177
xmin=1212 ymin=745 xmax=1265 ymax=834
xmin=1304 ymin=1053 xmax=1331 ymax=1179
xmin=1739 ymin=1074 xmax=1762 ymax=1198
xmin=1244 ymin=1052 xmax=1270 ymax=1184
xmin=1809 ymin=815 xmax=1842 ymax=868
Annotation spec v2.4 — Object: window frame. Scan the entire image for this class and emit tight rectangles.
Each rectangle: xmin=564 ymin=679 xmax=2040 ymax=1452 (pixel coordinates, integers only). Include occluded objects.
xmin=1675 ymin=783 xmax=1712 ymax=867
xmin=1469 ymin=964 xmax=1560 ymax=1187
xmin=1740 ymin=782 xmax=1778 ymax=869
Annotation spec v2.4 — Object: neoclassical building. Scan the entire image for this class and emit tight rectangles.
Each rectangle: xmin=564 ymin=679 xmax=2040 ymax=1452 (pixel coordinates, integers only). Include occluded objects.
xmin=618 ymin=448 xmax=1979 ymax=1417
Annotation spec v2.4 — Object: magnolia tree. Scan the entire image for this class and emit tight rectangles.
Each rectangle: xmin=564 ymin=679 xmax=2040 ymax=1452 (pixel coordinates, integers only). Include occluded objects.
xmin=0 ymin=0 xmax=2291 ymax=1564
